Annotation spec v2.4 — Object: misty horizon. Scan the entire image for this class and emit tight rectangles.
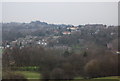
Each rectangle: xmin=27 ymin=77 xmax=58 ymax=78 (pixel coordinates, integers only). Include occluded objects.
xmin=2 ymin=2 xmax=119 ymax=80
xmin=1 ymin=2 xmax=118 ymax=26
xmin=1 ymin=20 xmax=118 ymax=27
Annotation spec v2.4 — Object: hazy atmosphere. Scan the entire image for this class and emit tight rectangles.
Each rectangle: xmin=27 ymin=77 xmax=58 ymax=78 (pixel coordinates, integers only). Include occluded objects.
xmin=2 ymin=2 xmax=119 ymax=80
xmin=2 ymin=2 xmax=118 ymax=25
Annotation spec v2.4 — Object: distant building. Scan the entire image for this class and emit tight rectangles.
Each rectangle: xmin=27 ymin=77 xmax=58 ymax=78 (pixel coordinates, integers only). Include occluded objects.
xmin=36 ymin=40 xmax=47 ymax=46
xmin=67 ymin=27 xmax=79 ymax=31
xmin=62 ymin=31 xmax=71 ymax=35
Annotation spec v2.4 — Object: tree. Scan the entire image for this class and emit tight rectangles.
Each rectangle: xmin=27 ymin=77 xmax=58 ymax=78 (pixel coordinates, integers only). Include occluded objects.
xmin=50 ymin=68 xmax=65 ymax=79
xmin=63 ymin=50 xmax=71 ymax=57
xmin=83 ymin=51 xmax=87 ymax=57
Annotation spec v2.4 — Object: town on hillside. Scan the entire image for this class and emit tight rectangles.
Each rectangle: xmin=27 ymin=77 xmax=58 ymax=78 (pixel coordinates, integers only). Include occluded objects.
xmin=1 ymin=22 xmax=119 ymax=54
xmin=2 ymin=21 xmax=119 ymax=80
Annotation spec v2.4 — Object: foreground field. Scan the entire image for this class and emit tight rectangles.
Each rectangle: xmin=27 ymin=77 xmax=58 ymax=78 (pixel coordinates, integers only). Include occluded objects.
xmin=94 ymin=76 xmax=120 ymax=79
xmin=74 ymin=77 xmax=119 ymax=81
xmin=15 ymin=71 xmax=41 ymax=79
xmin=14 ymin=71 xmax=120 ymax=81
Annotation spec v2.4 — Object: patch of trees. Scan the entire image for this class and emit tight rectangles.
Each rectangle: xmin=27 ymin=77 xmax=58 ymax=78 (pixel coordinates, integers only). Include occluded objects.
xmin=2 ymin=21 xmax=70 ymax=42
xmin=3 ymin=43 xmax=118 ymax=80
xmin=2 ymin=22 xmax=118 ymax=80
xmin=2 ymin=31 xmax=25 ymax=42
xmin=58 ymin=26 xmax=117 ymax=47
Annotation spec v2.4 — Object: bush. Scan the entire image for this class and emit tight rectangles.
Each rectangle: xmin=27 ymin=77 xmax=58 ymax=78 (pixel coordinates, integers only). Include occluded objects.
xmin=50 ymin=68 xmax=65 ymax=79
xmin=84 ymin=54 xmax=118 ymax=78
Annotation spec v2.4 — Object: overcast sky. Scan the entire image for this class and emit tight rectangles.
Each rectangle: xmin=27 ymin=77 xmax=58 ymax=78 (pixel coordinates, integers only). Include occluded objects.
xmin=1 ymin=2 xmax=118 ymax=25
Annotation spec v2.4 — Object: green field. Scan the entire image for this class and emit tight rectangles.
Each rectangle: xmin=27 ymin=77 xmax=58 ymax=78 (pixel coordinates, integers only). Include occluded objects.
xmin=14 ymin=71 xmax=120 ymax=81
xmin=74 ymin=76 xmax=119 ymax=81
xmin=94 ymin=76 xmax=119 ymax=79
xmin=15 ymin=71 xmax=42 ymax=79
xmin=73 ymin=79 xmax=119 ymax=81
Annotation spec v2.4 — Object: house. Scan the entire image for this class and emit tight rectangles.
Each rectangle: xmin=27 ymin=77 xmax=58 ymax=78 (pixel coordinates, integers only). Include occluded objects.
xmin=62 ymin=31 xmax=71 ymax=35
xmin=36 ymin=40 xmax=47 ymax=46
xmin=67 ymin=27 xmax=79 ymax=31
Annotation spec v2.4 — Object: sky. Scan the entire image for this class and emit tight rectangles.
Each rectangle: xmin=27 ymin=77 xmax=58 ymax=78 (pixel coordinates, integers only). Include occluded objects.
xmin=1 ymin=2 xmax=118 ymax=26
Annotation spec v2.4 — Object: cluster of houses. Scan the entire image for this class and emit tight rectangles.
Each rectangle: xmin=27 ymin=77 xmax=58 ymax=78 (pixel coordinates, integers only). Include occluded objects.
xmin=62 ymin=26 xmax=80 ymax=35
xmin=2 ymin=35 xmax=49 ymax=49
xmin=2 ymin=35 xmax=72 ymax=51
xmin=62 ymin=24 xmax=106 ymax=35
xmin=1 ymin=24 xmax=119 ymax=55
xmin=2 ymin=26 xmax=81 ymax=48
xmin=2 ymin=35 xmax=63 ymax=49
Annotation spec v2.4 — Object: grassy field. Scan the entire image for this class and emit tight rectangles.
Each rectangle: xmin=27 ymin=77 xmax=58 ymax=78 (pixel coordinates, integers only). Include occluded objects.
xmin=42 ymin=78 xmax=119 ymax=81
xmin=75 ymin=79 xmax=119 ymax=81
xmin=14 ymin=71 xmax=120 ymax=81
xmin=74 ymin=76 xmax=120 ymax=81
xmin=94 ymin=76 xmax=120 ymax=79
xmin=15 ymin=71 xmax=42 ymax=79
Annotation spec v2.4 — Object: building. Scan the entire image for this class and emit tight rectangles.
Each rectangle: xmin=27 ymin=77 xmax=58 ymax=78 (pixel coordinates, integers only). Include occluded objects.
xmin=67 ymin=27 xmax=79 ymax=31
xmin=62 ymin=31 xmax=71 ymax=35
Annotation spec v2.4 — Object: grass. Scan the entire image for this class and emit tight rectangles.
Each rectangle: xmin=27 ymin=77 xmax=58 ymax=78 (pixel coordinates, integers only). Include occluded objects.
xmin=72 ymin=79 xmax=119 ymax=81
xmin=14 ymin=70 xmax=120 ymax=81
xmin=94 ymin=76 xmax=120 ymax=80
xmin=74 ymin=76 xmax=120 ymax=81
xmin=74 ymin=77 xmax=84 ymax=79
xmin=14 ymin=71 xmax=41 ymax=79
